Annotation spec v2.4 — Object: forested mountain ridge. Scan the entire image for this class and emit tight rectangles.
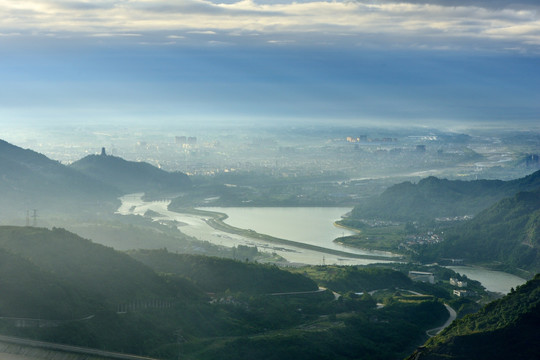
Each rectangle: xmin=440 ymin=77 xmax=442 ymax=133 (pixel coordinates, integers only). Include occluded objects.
xmin=405 ymin=274 xmax=540 ymax=360
xmin=0 ymin=226 xmax=456 ymax=360
xmin=419 ymin=188 xmax=540 ymax=274
xmin=0 ymin=247 xmax=89 ymax=319
xmin=70 ymin=152 xmax=191 ymax=195
xmin=0 ymin=226 xmax=200 ymax=309
xmin=0 ymin=139 xmax=119 ymax=219
xmin=349 ymin=170 xmax=540 ymax=222
xmin=129 ymin=249 xmax=318 ymax=294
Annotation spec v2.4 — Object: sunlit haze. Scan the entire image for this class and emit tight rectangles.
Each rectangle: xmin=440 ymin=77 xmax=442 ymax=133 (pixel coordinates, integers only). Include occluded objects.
xmin=0 ymin=0 xmax=539 ymax=129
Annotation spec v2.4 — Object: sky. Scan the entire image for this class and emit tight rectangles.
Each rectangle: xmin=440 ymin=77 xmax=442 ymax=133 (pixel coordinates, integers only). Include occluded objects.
xmin=1 ymin=0 xmax=539 ymax=130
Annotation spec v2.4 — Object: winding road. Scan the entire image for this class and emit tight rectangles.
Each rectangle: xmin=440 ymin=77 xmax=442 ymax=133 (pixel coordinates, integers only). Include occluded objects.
xmin=396 ymin=289 xmax=457 ymax=336
xmin=426 ymin=304 xmax=457 ymax=337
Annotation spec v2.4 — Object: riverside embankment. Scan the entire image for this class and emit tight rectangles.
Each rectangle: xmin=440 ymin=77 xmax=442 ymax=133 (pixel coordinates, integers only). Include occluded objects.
xmin=117 ymin=194 xmax=399 ymax=265
xmin=192 ymin=207 xmax=400 ymax=261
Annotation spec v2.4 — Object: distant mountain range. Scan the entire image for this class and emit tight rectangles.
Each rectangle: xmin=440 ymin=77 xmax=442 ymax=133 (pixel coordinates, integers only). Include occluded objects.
xmin=349 ymin=170 xmax=540 ymax=222
xmin=405 ymin=274 xmax=540 ymax=360
xmin=70 ymin=151 xmax=191 ymax=195
xmin=0 ymin=139 xmax=191 ymax=221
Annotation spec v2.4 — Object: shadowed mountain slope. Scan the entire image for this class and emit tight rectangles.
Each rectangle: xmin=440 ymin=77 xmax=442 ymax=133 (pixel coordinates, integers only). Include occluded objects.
xmin=0 ymin=140 xmax=120 ymax=219
xmin=421 ymin=188 xmax=540 ymax=274
xmin=405 ymin=274 xmax=540 ymax=360
xmin=129 ymin=249 xmax=318 ymax=294
xmin=0 ymin=226 xmax=202 ymax=311
xmin=69 ymin=152 xmax=191 ymax=195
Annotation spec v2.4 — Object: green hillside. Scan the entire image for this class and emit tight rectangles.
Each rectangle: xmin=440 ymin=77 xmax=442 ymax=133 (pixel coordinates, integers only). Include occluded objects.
xmin=0 ymin=139 xmax=119 ymax=220
xmin=405 ymin=274 xmax=540 ymax=360
xmin=0 ymin=226 xmax=198 ymax=308
xmin=0 ymin=227 xmax=473 ymax=360
xmin=296 ymin=265 xmax=414 ymax=293
xmin=348 ymin=170 xmax=540 ymax=222
xmin=70 ymin=153 xmax=191 ymax=195
xmin=419 ymin=189 xmax=540 ymax=274
xmin=0 ymin=248 xmax=91 ymax=319
xmin=129 ymin=249 xmax=318 ymax=294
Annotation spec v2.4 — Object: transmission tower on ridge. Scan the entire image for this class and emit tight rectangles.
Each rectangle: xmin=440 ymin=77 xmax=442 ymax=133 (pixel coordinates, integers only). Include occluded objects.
xmin=32 ymin=209 xmax=38 ymax=227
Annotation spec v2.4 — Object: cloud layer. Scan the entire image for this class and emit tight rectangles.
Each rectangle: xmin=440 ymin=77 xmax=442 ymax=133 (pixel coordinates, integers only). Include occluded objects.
xmin=1 ymin=0 xmax=539 ymax=52
xmin=1 ymin=1 xmax=539 ymax=128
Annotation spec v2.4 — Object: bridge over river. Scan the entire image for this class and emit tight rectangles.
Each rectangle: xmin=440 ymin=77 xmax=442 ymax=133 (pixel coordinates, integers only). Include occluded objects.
xmin=0 ymin=335 xmax=158 ymax=360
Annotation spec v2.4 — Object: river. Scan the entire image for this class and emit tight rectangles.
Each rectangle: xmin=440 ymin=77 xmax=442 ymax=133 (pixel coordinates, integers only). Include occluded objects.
xmin=202 ymin=206 xmax=359 ymax=252
xmin=116 ymin=194 xmax=395 ymax=266
xmin=447 ymin=266 xmax=526 ymax=294
xmin=117 ymin=194 xmax=526 ymax=293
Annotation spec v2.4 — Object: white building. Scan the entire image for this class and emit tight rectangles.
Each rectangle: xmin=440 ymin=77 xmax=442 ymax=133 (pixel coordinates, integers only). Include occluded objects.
xmin=450 ymin=278 xmax=467 ymax=288
xmin=453 ymin=289 xmax=470 ymax=297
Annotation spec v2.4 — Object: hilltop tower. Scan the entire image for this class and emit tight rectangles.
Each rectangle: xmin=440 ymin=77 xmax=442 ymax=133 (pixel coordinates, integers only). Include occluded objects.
xmin=101 ymin=147 xmax=107 ymax=156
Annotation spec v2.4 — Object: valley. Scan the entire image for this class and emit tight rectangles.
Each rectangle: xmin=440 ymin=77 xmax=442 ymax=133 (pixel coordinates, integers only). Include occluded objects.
xmin=0 ymin=126 xmax=538 ymax=360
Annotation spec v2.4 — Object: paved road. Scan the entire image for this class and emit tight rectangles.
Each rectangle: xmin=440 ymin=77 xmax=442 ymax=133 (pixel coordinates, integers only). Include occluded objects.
xmin=396 ymin=288 xmax=457 ymax=337
xmin=426 ymin=304 xmax=457 ymax=337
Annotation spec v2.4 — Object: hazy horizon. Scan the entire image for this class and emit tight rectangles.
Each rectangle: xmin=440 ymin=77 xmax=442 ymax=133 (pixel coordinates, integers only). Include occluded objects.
xmin=1 ymin=0 xmax=539 ymax=129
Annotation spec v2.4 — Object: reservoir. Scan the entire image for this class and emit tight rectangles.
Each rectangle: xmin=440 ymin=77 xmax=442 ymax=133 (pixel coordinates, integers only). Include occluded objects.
xmin=117 ymin=195 xmax=526 ymax=292
xmin=117 ymin=194 xmax=394 ymax=265
xmin=447 ymin=266 xmax=526 ymax=294
xmin=201 ymin=207 xmax=357 ymax=252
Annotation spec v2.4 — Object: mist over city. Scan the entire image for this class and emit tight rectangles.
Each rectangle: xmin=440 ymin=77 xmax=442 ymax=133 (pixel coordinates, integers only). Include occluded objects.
xmin=0 ymin=1 xmax=539 ymax=360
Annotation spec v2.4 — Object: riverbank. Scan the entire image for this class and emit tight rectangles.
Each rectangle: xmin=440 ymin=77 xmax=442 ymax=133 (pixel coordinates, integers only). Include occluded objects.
xmin=333 ymin=221 xmax=362 ymax=234
xmin=175 ymin=207 xmax=399 ymax=261
xmin=116 ymin=195 xmax=526 ymax=293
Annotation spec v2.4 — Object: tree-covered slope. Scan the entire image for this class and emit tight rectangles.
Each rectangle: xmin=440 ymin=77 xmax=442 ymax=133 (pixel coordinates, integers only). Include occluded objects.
xmin=405 ymin=274 xmax=540 ymax=360
xmin=70 ymin=153 xmax=191 ymax=195
xmin=0 ymin=226 xmax=201 ymax=309
xmin=0 ymin=139 xmax=119 ymax=219
xmin=0 ymin=227 xmax=457 ymax=360
xmin=129 ymin=249 xmax=318 ymax=294
xmin=421 ymin=189 xmax=540 ymax=274
xmin=349 ymin=170 xmax=540 ymax=222
xmin=296 ymin=265 xmax=414 ymax=293
xmin=0 ymin=248 xmax=91 ymax=319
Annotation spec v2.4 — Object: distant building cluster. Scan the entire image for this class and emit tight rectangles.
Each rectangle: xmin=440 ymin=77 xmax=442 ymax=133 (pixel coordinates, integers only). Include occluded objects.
xmin=435 ymin=215 xmax=473 ymax=222
xmin=404 ymin=232 xmax=442 ymax=246
xmin=453 ymin=289 xmax=471 ymax=297
xmin=450 ymin=277 xmax=476 ymax=297
xmin=175 ymin=136 xmax=197 ymax=146
xmin=356 ymin=219 xmax=401 ymax=227
xmin=346 ymin=135 xmax=367 ymax=143
xmin=346 ymin=136 xmax=397 ymax=143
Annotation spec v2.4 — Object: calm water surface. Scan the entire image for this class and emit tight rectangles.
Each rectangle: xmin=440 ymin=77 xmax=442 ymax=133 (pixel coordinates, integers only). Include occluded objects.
xmin=447 ymin=266 xmax=526 ymax=294
xmin=202 ymin=207 xmax=356 ymax=251
xmin=117 ymin=195 xmax=392 ymax=265
xmin=117 ymin=195 xmax=526 ymax=290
